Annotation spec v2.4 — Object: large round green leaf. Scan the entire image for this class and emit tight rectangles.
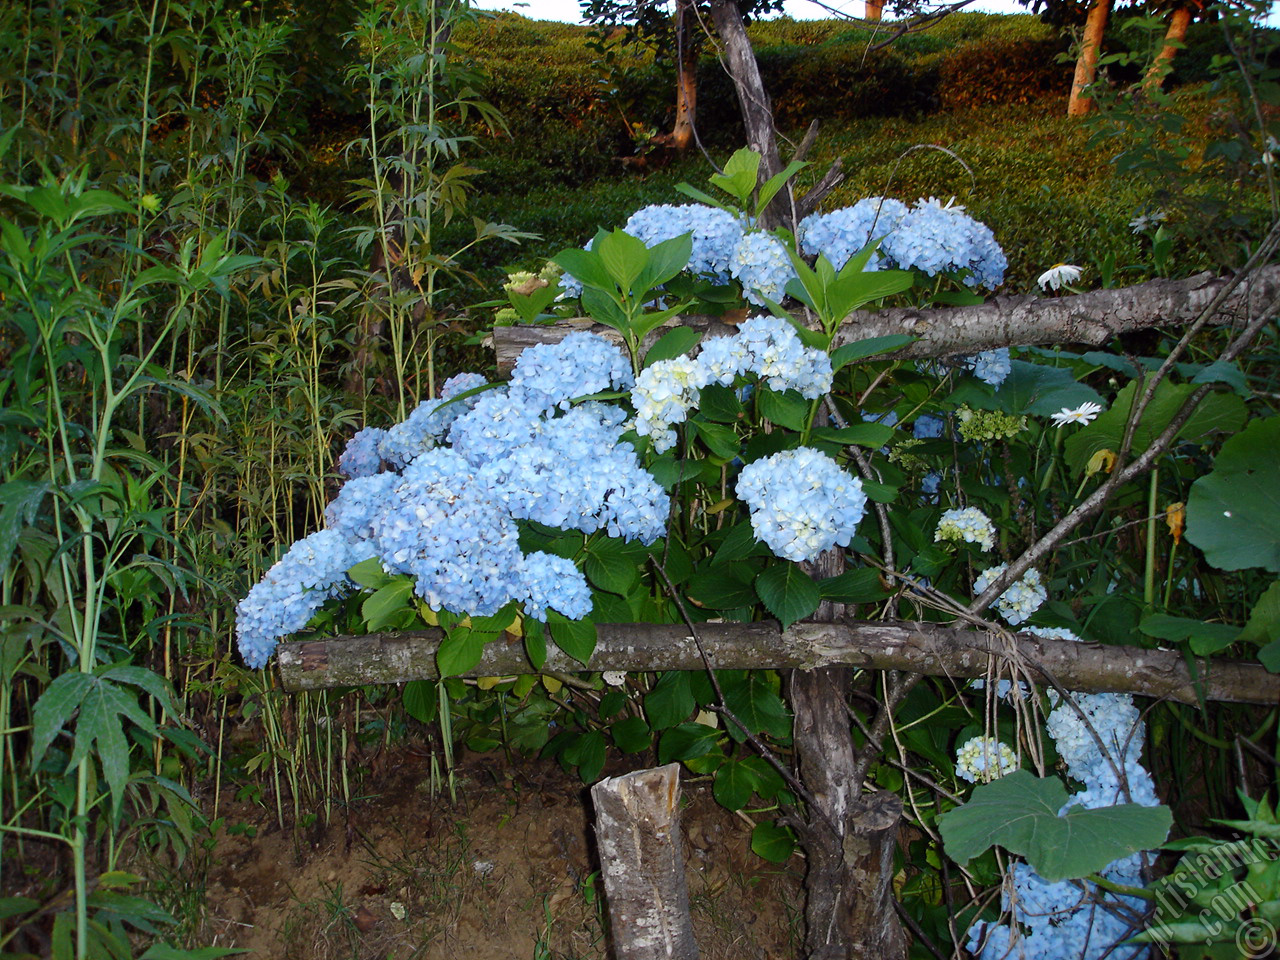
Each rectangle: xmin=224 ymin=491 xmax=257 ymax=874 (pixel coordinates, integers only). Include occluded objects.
xmin=1186 ymin=416 xmax=1280 ymax=573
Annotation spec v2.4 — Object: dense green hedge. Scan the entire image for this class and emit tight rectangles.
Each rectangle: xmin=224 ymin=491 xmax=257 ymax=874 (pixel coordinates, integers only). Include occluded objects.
xmin=456 ymin=12 xmax=1080 ymax=180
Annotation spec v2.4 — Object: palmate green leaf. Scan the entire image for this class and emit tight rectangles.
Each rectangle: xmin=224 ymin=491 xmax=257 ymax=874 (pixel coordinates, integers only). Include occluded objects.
xmin=70 ymin=677 xmax=158 ymax=815
xmin=0 ymin=479 xmax=50 ymax=568
xmin=0 ymin=897 xmax=39 ymax=921
xmin=1064 ymin=380 xmax=1246 ymax=476
xmin=987 ymin=361 xmax=1104 ymax=417
xmin=1139 ymin=613 xmax=1240 ymax=656
xmin=30 ymin=672 xmax=95 ymax=765
xmin=939 ymin=769 xmax=1172 ymax=881
xmin=1186 ymin=416 xmax=1280 ymax=573
xmin=755 ymin=563 xmax=821 ymax=629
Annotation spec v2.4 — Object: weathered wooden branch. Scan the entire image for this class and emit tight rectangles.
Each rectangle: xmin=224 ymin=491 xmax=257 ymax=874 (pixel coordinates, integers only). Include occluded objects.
xmin=492 ymin=265 xmax=1280 ymax=375
xmin=592 ymin=765 xmax=699 ymax=960
xmin=277 ymin=619 xmax=1280 ymax=706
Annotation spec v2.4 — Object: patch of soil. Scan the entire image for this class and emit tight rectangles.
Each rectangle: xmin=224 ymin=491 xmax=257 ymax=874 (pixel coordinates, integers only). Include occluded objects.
xmin=198 ymin=748 xmax=803 ymax=959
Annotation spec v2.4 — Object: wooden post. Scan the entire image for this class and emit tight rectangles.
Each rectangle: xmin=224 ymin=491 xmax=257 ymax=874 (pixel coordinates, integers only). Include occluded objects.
xmin=591 ymin=764 xmax=698 ymax=960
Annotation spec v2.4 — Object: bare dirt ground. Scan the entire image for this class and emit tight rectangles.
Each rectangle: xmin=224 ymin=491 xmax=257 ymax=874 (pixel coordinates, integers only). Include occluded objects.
xmin=195 ymin=748 xmax=804 ymax=959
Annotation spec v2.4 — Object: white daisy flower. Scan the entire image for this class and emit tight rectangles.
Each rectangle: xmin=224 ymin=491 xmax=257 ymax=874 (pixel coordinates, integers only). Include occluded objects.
xmin=1037 ymin=263 xmax=1083 ymax=291
xmin=1049 ymin=401 xmax=1103 ymax=427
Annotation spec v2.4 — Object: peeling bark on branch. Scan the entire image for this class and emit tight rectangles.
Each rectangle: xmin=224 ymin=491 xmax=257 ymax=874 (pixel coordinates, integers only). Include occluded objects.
xmin=491 ymin=265 xmax=1280 ymax=375
xmin=277 ymin=619 xmax=1280 ymax=705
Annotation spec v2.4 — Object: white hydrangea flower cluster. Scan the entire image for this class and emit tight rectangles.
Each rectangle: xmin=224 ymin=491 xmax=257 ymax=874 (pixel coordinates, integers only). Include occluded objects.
xmin=966 ymin=622 xmax=1158 ymax=960
xmin=729 ymin=230 xmax=798 ymax=306
xmin=799 ymin=197 xmax=910 ymax=270
xmin=735 ymin=447 xmax=866 ymax=562
xmin=632 ymin=356 xmax=709 ymax=453
xmin=954 ymin=736 xmax=1019 ymax=783
xmin=237 ymin=334 xmax=668 ymax=669
xmin=935 ymin=507 xmax=996 ymax=551
xmin=973 ymin=564 xmax=1046 ymax=626
xmin=629 ymin=314 xmax=832 ymax=453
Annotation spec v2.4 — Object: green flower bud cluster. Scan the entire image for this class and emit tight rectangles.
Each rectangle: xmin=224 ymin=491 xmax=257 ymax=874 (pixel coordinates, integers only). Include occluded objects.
xmin=956 ymin=406 xmax=1026 ymax=442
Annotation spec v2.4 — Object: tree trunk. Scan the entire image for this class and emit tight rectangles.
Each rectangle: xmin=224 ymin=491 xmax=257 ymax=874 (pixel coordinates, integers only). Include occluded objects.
xmin=1144 ymin=5 xmax=1193 ymax=94
xmin=864 ymin=0 xmax=885 ymax=21
xmin=672 ymin=0 xmax=698 ymax=152
xmin=708 ymin=0 xmax=788 ymax=228
xmin=1068 ymin=0 xmax=1111 ymax=117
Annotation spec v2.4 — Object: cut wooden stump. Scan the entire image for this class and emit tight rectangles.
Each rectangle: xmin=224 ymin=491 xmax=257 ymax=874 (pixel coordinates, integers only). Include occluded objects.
xmin=591 ymin=764 xmax=699 ymax=960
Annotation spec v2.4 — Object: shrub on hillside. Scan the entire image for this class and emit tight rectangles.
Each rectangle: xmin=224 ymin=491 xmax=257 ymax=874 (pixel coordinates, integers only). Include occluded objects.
xmin=938 ymin=36 xmax=1071 ymax=110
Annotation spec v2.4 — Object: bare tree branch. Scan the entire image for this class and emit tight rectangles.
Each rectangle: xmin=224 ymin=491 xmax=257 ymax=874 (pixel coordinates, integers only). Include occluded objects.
xmin=277 ymin=620 xmax=1280 ymax=705
xmin=491 ymin=264 xmax=1280 ymax=374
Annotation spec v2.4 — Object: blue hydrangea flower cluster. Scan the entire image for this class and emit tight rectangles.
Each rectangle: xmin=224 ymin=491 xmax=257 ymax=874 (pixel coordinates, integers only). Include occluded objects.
xmin=237 ymin=336 xmax=669 ymax=668
xmin=235 ymin=530 xmax=372 ymax=669
xmin=735 ymin=447 xmax=866 ymax=562
xmin=963 ymin=348 xmax=1012 ymax=387
xmin=880 ymin=197 xmax=1008 ymax=290
xmin=912 ymin=413 xmax=946 ymax=439
xmin=622 ymin=204 xmax=746 ymax=283
xmin=798 ymin=197 xmax=910 ymax=270
xmin=507 ymin=330 xmax=634 ymax=413
xmin=729 ymin=230 xmax=798 ymax=306
xmin=973 ymin=563 xmax=1047 ymax=626
xmin=967 ymin=620 xmax=1158 ymax=960
xmin=629 ymin=315 xmax=832 ymax=452
xmin=969 ymin=858 xmax=1148 ymax=960
xmin=337 ymin=426 xmax=384 ymax=479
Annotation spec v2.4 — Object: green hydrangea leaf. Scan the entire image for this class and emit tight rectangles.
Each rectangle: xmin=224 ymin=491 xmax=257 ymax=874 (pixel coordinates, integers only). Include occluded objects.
xmin=939 ymin=769 xmax=1172 ymax=881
